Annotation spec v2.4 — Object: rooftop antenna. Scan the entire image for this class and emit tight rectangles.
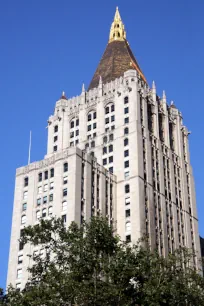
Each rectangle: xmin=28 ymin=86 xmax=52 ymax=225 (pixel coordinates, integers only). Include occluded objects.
xmin=28 ymin=130 xmax=32 ymax=164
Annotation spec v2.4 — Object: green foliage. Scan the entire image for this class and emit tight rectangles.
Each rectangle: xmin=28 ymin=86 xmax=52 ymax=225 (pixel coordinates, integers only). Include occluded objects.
xmin=1 ymin=217 xmax=204 ymax=305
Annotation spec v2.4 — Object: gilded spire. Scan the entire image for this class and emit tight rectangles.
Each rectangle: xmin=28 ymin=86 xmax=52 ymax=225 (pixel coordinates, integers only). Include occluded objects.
xmin=109 ymin=7 xmax=126 ymax=43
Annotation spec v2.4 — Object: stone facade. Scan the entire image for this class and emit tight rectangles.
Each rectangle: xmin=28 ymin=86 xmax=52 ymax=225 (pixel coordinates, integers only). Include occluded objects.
xmin=7 ymin=7 xmax=201 ymax=290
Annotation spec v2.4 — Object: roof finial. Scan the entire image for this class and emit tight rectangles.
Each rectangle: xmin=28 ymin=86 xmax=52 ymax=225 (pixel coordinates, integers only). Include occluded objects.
xmin=82 ymin=83 xmax=85 ymax=93
xmin=60 ymin=91 xmax=67 ymax=100
xmin=109 ymin=7 xmax=126 ymax=43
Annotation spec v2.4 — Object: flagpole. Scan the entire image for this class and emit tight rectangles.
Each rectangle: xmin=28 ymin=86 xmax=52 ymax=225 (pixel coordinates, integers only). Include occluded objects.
xmin=28 ymin=131 xmax=32 ymax=164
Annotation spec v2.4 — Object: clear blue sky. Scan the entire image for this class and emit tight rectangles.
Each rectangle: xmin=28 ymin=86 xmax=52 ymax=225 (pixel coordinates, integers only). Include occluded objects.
xmin=0 ymin=0 xmax=204 ymax=289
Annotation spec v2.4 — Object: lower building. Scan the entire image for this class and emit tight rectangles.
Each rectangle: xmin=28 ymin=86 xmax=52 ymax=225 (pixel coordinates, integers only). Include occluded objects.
xmin=7 ymin=147 xmax=116 ymax=289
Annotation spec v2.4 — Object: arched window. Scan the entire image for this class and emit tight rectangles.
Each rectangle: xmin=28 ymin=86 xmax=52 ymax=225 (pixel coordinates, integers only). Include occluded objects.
xmin=54 ymin=125 xmax=58 ymax=133
xmin=62 ymin=201 xmax=67 ymax=211
xmin=125 ymin=184 xmax=130 ymax=194
xmin=105 ymin=106 xmax=109 ymax=114
xmin=24 ymin=177 xmax=28 ymax=187
xmin=21 ymin=215 xmax=26 ymax=224
xmin=124 ymin=138 xmax=129 ymax=146
xmin=64 ymin=163 xmax=68 ymax=172
xmin=126 ymin=221 xmax=131 ymax=232
xmin=42 ymin=208 xmax=46 ymax=218
xmin=69 ymin=117 xmax=79 ymax=147
xmin=118 ymin=32 xmax=120 ymax=37
xmin=48 ymin=206 xmax=53 ymax=217
xmin=87 ymin=110 xmax=97 ymax=138
xmin=36 ymin=210 xmax=40 ymax=220
xmin=124 ymin=127 xmax=129 ymax=135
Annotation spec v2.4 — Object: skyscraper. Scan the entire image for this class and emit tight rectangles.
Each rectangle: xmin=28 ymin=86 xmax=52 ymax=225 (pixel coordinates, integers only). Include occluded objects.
xmin=7 ymin=7 xmax=201 ymax=289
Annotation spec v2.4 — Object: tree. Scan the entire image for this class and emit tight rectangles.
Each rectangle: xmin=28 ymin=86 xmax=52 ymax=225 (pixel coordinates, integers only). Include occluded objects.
xmin=1 ymin=217 xmax=204 ymax=306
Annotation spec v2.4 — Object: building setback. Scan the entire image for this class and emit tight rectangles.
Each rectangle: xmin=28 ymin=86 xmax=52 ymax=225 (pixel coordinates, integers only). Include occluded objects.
xmin=7 ymin=7 xmax=201 ymax=289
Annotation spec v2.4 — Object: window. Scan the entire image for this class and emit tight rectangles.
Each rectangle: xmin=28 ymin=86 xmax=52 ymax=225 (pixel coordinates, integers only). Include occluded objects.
xmin=124 ymin=96 xmax=129 ymax=104
xmin=76 ymin=118 xmax=79 ymax=126
xmin=124 ymin=127 xmax=129 ymax=135
xmin=125 ymin=184 xmax=130 ymax=194
xmin=64 ymin=163 xmax=68 ymax=172
xmin=126 ymin=221 xmax=131 ymax=232
xmin=37 ymin=198 xmax=41 ymax=206
xmin=23 ymin=191 xmax=28 ymax=200
xmin=38 ymin=186 xmax=42 ymax=194
xmin=124 ymin=107 xmax=129 ymax=114
xmin=91 ymin=141 xmax=95 ymax=148
xmin=42 ymin=208 xmax=46 ymax=218
xmin=124 ymin=160 xmax=129 ymax=168
xmin=88 ymin=113 xmax=92 ymax=121
xmin=54 ymin=135 xmax=58 ymax=142
xmin=44 ymin=171 xmax=48 ymax=180
xmin=109 ymin=144 xmax=113 ymax=153
xmin=50 ymin=168 xmax=54 ymax=178
xmin=19 ymin=230 xmax=24 ymax=251
xmin=17 ymin=269 xmax=22 ymax=279
xmin=70 ymin=120 xmax=74 ymax=128
xmin=109 ymin=156 xmax=113 ymax=163
xmin=63 ymin=176 xmax=68 ymax=184
xmin=105 ymin=106 xmax=109 ymax=114
xmin=76 ymin=130 xmax=79 ymax=136
xmin=111 ymin=104 xmax=115 ymax=112
xmin=103 ymin=147 xmax=107 ymax=154
xmin=93 ymin=122 xmax=97 ymax=129
xmin=22 ymin=203 xmax=27 ymax=211
xmin=126 ymin=209 xmax=131 ymax=217
xmin=18 ymin=255 xmax=23 ymax=264
xmin=125 ymin=197 xmax=130 ymax=205
xmin=124 ymin=150 xmax=129 ymax=157
xmin=126 ymin=235 xmax=131 ymax=243
xmin=105 ymin=117 xmax=109 ymax=124
xmin=70 ymin=131 xmax=74 ymax=138
xmin=109 ymin=134 xmax=114 ymax=141
xmin=43 ymin=196 xmax=47 ymax=204
xmin=50 ymin=181 xmax=54 ymax=190
xmin=70 ymin=142 xmax=74 ymax=147
xmin=93 ymin=132 xmax=97 ymax=138
xmin=24 ymin=177 xmax=28 ymax=187
xmin=103 ymin=136 xmax=107 ymax=144
xmin=111 ymin=125 xmax=115 ymax=130
xmin=124 ymin=117 xmax=129 ymax=124
xmin=38 ymin=173 xmax=42 ymax=182
xmin=76 ymin=139 xmax=79 ymax=145
xmin=49 ymin=194 xmax=53 ymax=202
xmin=109 ymin=167 xmax=113 ymax=174
xmin=63 ymin=188 xmax=67 ymax=197
xmin=53 ymin=145 xmax=57 ymax=152
xmin=124 ymin=171 xmax=129 ymax=179
xmin=62 ymin=201 xmax=67 ymax=211
xmin=103 ymin=159 xmax=107 ymax=166
xmin=124 ymin=138 xmax=129 ymax=146
xmin=105 ymin=127 xmax=109 ymax=132
xmin=54 ymin=125 xmax=58 ymax=133
xmin=36 ymin=210 xmax=40 ymax=220
xmin=111 ymin=115 xmax=115 ymax=122
xmin=87 ymin=125 xmax=91 ymax=131
xmin=62 ymin=214 xmax=67 ymax=223
xmin=44 ymin=184 xmax=48 ymax=192
xmin=93 ymin=112 xmax=97 ymax=119
xmin=21 ymin=215 xmax=26 ymax=224
xmin=48 ymin=206 xmax=53 ymax=217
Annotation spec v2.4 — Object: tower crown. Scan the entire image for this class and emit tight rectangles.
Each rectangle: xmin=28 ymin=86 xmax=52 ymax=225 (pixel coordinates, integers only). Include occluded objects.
xmin=109 ymin=7 xmax=126 ymax=43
